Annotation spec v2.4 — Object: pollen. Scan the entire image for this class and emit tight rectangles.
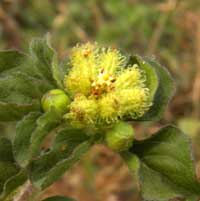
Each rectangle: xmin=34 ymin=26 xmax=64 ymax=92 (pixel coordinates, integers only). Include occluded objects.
xmin=91 ymin=68 xmax=116 ymax=97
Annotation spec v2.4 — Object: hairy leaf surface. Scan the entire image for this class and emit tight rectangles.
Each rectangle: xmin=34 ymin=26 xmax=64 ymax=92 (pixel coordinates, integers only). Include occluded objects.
xmin=130 ymin=126 xmax=200 ymax=201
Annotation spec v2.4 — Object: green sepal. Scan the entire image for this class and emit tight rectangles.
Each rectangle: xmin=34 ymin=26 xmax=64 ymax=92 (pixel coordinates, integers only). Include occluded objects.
xmin=129 ymin=125 xmax=200 ymax=201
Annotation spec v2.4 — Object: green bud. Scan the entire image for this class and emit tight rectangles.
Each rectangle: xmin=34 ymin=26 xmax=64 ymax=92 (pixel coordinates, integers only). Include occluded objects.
xmin=105 ymin=121 xmax=134 ymax=152
xmin=41 ymin=89 xmax=70 ymax=114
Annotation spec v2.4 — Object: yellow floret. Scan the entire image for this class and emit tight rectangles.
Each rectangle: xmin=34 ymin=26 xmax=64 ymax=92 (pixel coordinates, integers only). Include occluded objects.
xmin=115 ymin=65 xmax=144 ymax=90
xmin=98 ymin=93 xmax=120 ymax=123
xmin=64 ymin=43 xmax=98 ymax=96
xmin=64 ymin=95 xmax=98 ymax=127
xmin=64 ymin=69 xmax=92 ymax=97
xmin=117 ymin=87 xmax=151 ymax=118
xmin=97 ymin=48 xmax=126 ymax=74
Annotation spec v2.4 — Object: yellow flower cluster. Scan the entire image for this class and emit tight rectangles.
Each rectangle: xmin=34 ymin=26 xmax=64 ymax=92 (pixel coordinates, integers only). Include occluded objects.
xmin=63 ymin=43 xmax=152 ymax=127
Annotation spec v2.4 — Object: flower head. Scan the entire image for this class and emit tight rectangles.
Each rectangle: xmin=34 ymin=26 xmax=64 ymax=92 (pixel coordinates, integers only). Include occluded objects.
xmin=63 ymin=43 xmax=152 ymax=127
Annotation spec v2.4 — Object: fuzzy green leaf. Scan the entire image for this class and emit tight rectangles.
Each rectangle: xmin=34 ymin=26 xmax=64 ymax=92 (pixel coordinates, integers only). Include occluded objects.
xmin=130 ymin=125 xmax=200 ymax=201
xmin=14 ymin=112 xmax=41 ymax=167
xmin=42 ymin=196 xmax=75 ymax=201
xmin=30 ymin=37 xmax=55 ymax=84
xmin=0 ymin=71 xmax=54 ymax=121
xmin=0 ymin=49 xmax=55 ymax=121
xmin=0 ymin=50 xmax=26 ymax=74
xmin=30 ymin=36 xmax=65 ymax=88
xmin=141 ymin=58 xmax=175 ymax=121
xmin=0 ymin=100 xmax=39 ymax=122
xmin=14 ymin=109 xmax=61 ymax=167
xmin=29 ymin=128 xmax=90 ymax=189
xmin=0 ymin=170 xmax=27 ymax=200
xmin=0 ymin=138 xmax=20 ymax=194
xmin=0 ymin=72 xmax=53 ymax=100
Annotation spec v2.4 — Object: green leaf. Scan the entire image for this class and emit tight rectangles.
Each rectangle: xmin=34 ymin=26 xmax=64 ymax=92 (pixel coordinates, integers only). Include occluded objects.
xmin=14 ymin=109 xmax=61 ymax=167
xmin=0 ymin=137 xmax=15 ymax=162
xmin=52 ymin=58 xmax=71 ymax=90
xmin=129 ymin=125 xmax=200 ymax=201
xmin=0 ymin=71 xmax=53 ymax=121
xmin=29 ymin=128 xmax=90 ymax=189
xmin=14 ymin=112 xmax=41 ymax=167
xmin=0 ymin=138 xmax=19 ymax=194
xmin=0 ymin=170 xmax=27 ymax=200
xmin=0 ymin=100 xmax=39 ymax=122
xmin=0 ymin=50 xmax=26 ymax=74
xmin=142 ymin=58 xmax=175 ymax=121
xmin=0 ymin=71 xmax=52 ymax=100
xmin=129 ymin=56 xmax=175 ymax=121
xmin=30 ymin=36 xmax=65 ymax=88
xmin=0 ymin=46 xmax=56 ymax=121
xmin=42 ymin=195 xmax=75 ymax=201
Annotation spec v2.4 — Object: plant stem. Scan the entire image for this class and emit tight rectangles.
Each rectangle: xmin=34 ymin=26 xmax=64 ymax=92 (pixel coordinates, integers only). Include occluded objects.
xmin=13 ymin=181 xmax=40 ymax=201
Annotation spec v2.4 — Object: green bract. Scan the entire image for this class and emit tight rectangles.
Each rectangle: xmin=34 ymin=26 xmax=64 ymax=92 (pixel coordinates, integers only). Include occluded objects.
xmin=0 ymin=36 xmax=199 ymax=201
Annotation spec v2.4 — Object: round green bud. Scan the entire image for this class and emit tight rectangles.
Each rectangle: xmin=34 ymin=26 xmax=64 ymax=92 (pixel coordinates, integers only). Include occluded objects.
xmin=105 ymin=121 xmax=134 ymax=152
xmin=41 ymin=89 xmax=70 ymax=114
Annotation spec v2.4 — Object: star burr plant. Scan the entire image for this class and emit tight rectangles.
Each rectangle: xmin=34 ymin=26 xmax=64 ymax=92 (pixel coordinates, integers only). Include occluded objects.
xmin=0 ymin=36 xmax=199 ymax=201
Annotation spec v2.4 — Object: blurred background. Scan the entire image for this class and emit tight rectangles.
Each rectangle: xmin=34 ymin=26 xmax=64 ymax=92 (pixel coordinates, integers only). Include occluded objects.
xmin=0 ymin=0 xmax=200 ymax=200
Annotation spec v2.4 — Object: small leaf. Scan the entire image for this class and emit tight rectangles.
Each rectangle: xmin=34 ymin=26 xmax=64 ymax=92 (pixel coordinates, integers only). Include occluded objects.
xmin=0 ymin=137 xmax=15 ymax=162
xmin=0 ymin=71 xmax=52 ymax=100
xmin=0 ymin=50 xmax=25 ymax=74
xmin=54 ymin=59 xmax=71 ymax=89
xmin=141 ymin=58 xmax=175 ymax=121
xmin=130 ymin=125 xmax=200 ymax=201
xmin=29 ymin=108 xmax=61 ymax=158
xmin=0 ymin=71 xmax=53 ymax=121
xmin=42 ymin=195 xmax=75 ymax=201
xmin=14 ymin=109 xmax=61 ymax=167
xmin=14 ymin=112 xmax=41 ymax=167
xmin=0 ymin=46 xmax=56 ymax=122
xmin=29 ymin=128 xmax=90 ymax=189
xmin=30 ymin=36 xmax=65 ymax=88
xmin=0 ymin=138 xmax=19 ymax=194
xmin=0 ymin=170 xmax=27 ymax=200
xmin=0 ymin=100 xmax=39 ymax=122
